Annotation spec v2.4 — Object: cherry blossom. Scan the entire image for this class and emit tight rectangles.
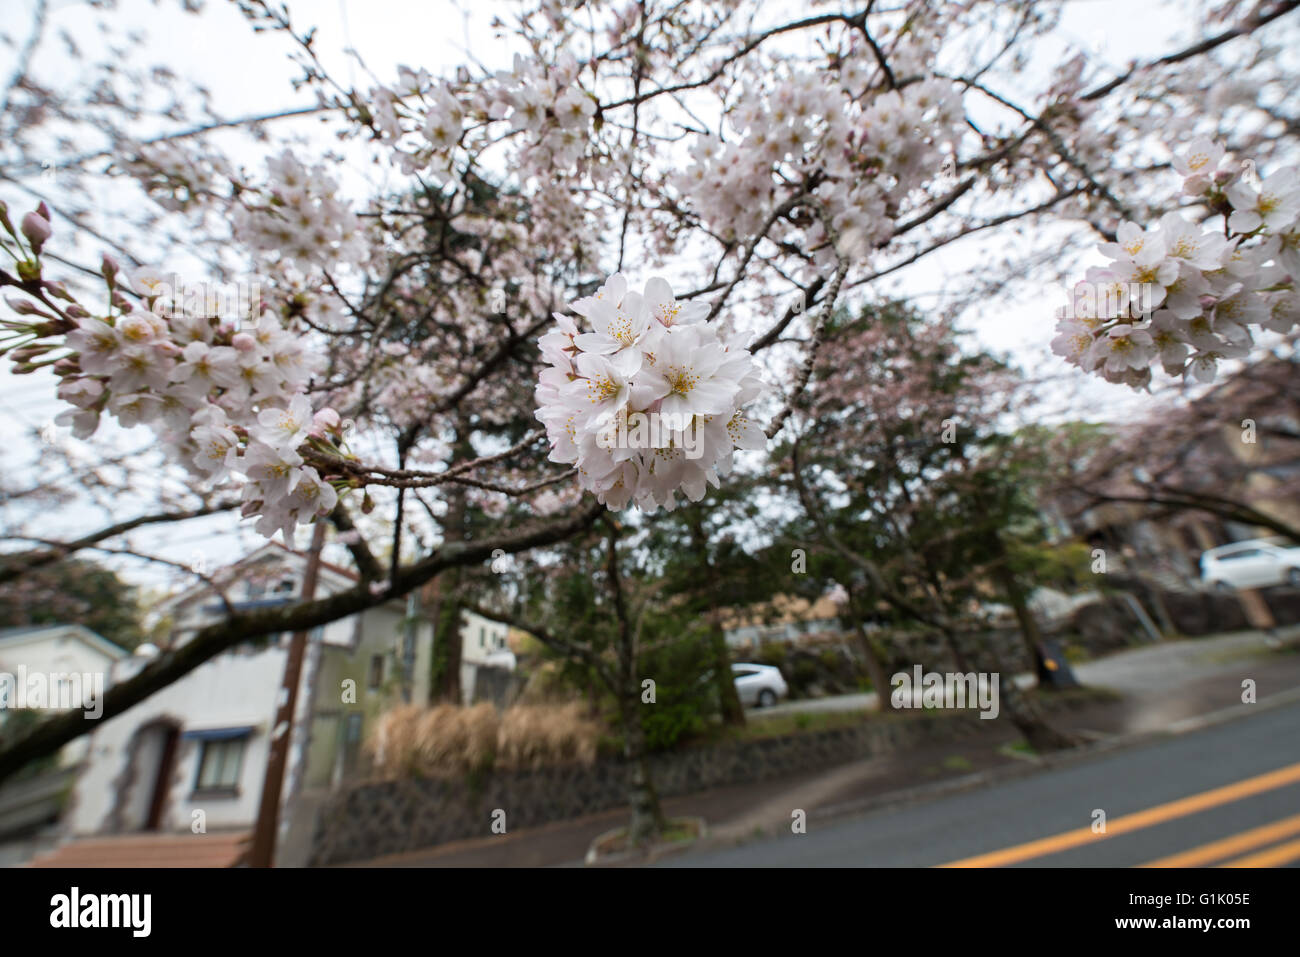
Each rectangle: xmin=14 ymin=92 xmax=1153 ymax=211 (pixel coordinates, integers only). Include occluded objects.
xmin=1052 ymin=140 xmax=1298 ymax=387
xmin=535 ymin=274 xmax=766 ymax=512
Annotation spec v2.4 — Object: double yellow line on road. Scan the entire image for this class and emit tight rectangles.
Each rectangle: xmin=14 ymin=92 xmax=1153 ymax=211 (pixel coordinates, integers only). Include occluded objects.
xmin=1140 ymin=812 xmax=1300 ymax=867
xmin=938 ymin=761 xmax=1300 ymax=868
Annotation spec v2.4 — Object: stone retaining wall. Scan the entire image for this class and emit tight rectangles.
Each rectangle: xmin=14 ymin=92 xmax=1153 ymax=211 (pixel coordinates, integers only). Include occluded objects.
xmin=308 ymin=691 xmax=1099 ymax=865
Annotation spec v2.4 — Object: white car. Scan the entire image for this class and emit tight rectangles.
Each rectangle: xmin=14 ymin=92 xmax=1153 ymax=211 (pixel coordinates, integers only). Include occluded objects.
xmin=732 ymin=663 xmax=788 ymax=708
xmin=1200 ymin=539 xmax=1300 ymax=591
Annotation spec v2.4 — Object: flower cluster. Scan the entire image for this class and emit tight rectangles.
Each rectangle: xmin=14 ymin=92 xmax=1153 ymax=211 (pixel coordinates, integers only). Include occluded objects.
xmin=365 ymin=52 xmax=595 ymax=183
xmin=673 ymin=64 xmax=964 ymax=269
xmin=534 ymin=274 xmax=766 ymax=510
xmin=1051 ymin=138 xmax=1299 ymax=387
xmin=0 ymin=208 xmax=344 ymax=542
xmin=230 ymin=150 xmax=366 ymax=273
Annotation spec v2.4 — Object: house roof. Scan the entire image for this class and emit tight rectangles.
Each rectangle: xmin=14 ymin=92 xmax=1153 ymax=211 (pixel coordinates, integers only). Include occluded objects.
xmin=152 ymin=540 xmax=362 ymax=617
xmin=717 ymin=594 xmax=842 ymax=630
xmin=0 ymin=623 xmax=129 ymax=661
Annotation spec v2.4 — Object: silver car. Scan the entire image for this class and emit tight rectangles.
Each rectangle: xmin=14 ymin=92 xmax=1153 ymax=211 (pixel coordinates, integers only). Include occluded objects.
xmin=1201 ymin=538 xmax=1300 ymax=591
xmin=732 ymin=662 xmax=789 ymax=708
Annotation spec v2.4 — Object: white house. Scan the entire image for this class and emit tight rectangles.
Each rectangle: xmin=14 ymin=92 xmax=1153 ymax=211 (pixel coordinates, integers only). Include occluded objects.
xmin=0 ymin=624 xmax=128 ymax=766
xmin=458 ymin=609 xmax=515 ymax=705
xmin=64 ymin=542 xmax=432 ymax=858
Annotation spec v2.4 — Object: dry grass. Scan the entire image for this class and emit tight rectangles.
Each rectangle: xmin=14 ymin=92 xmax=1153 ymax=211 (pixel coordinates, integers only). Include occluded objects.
xmin=496 ymin=702 xmax=600 ymax=770
xmin=368 ymin=701 xmax=601 ymax=779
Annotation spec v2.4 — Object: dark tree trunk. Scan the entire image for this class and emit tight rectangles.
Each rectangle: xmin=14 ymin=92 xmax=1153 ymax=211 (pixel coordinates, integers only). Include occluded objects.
xmin=709 ymin=620 xmax=746 ymax=727
xmin=941 ymin=622 xmax=1080 ymax=752
xmin=987 ymin=535 xmax=1050 ymax=680
xmin=619 ymin=693 xmax=667 ymax=846
xmin=430 ymin=573 xmax=463 ymax=704
xmin=688 ymin=512 xmax=745 ymax=726
xmin=853 ymin=625 xmax=894 ymax=710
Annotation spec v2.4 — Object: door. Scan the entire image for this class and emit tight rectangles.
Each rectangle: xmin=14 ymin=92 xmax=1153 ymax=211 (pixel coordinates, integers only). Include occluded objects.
xmin=118 ymin=720 xmax=180 ymax=832
xmin=145 ymin=725 xmax=180 ymax=831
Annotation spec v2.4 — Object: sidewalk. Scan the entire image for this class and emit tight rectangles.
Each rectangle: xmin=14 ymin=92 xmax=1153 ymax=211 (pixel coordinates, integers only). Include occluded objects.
xmin=348 ymin=627 xmax=1300 ymax=868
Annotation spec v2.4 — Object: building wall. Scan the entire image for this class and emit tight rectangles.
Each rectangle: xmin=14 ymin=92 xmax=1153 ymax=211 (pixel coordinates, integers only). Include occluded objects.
xmin=0 ymin=628 xmax=123 ymax=767
xmin=64 ymin=547 xmax=435 ymax=836
xmin=67 ymin=645 xmax=297 ymax=834
xmin=459 ymin=610 xmax=509 ymax=665
xmin=303 ymin=604 xmax=426 ymax=789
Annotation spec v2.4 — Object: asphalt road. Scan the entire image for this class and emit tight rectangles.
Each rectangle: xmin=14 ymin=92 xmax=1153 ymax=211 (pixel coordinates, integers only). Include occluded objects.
xmin=661 ymin=698 xmax=1300 ymax=867
xmin=750 ymin=627 xmax=1297 ymax=720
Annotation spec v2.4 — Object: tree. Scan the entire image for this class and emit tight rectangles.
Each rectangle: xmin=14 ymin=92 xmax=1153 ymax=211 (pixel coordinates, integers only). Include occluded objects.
xmin=1053 ymin=351 xmax=1300 ymax=545
xmin=466 ymin=517 xmax=697 ymax=847
xmin=0 ymin=557 xmax=143 ymax=651
xmin=0 ymin=0 xmax=1297 ymax=781
xmin=786 ymin=301 xmax=1078 ymax=749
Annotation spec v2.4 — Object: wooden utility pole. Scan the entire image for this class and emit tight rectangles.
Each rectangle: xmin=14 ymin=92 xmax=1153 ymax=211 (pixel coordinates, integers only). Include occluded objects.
xmin=248 ymin=519 xmax=327 ymax=868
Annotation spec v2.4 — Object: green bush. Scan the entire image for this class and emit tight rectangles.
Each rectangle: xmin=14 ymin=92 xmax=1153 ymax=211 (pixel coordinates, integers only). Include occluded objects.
xmin=642 ymin=696 xmax=708 ymax=752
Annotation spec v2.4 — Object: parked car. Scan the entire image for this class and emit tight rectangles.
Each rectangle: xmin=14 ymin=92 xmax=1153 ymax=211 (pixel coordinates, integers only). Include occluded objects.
xmin=732 ymin=663 xmax=788 ymax=708
xmin=1200 ymin=539 xmax=1300 ymax=591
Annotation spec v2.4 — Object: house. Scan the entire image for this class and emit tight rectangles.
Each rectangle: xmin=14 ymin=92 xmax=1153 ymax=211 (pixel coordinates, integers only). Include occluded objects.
xmin=0 ymin=624 xmax=128 ymax=767
xmin=63 ymin=542 xmax=433 ymax=859
xmin=459 ymin=609 xmax=516 ymax=706
xmin=719 ymin=594 xmax=843 ymax=649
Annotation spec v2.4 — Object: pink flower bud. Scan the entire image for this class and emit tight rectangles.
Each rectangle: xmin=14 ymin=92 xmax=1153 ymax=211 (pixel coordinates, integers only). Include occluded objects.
xmin=1198 ymin=294 xmax=1217 ymax=309
xmin=1213 ymin=169 xmax=1233 ymax=186
xmin=66 ymin=304 xmax=91 ymax=319
xmin=312 ymin=408 xmax=341 ymax=431
xmin=4 ymin=296 xmax=42 ymax=316
xmin=36 ymin=202 xmax=51 ymax=221
xmin=11 ymin=345 xmax=45 ymax=362
xmin=101 ymin=254 xmax=120 ymax=282
xmin=20 ymin=212 xmax=52 ymax=250
xmin=43 ymin=280 xmax=71 ymax=301
xmin=153 ymin=340 xmax=183 ymax=358
xmin=231 ymin=332 xmax=257 ymax=352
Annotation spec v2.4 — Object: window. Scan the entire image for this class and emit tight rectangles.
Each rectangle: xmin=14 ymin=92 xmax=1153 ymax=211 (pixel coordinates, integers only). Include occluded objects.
xmin=344 ymin=712 xmax=363 ymax=744
xmin=479 ymin=626 xmax=486 ymax=648
xmin=195 ymin=737 xmax=246 ymax=792
xmin=368 ymin=655 xmax=384 ymax=690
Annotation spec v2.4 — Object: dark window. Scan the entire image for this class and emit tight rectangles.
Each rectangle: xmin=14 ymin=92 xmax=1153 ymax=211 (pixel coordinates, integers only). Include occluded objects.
xmin=195 ymin=737 xmax=246 ymax=791
xmin=368 ymin=655 xmax=384 ymax=690
xmin=344 ymin=712 xmax=363 ymax=743
xmin=1223 ymin=549 xmax=1260 ymax=560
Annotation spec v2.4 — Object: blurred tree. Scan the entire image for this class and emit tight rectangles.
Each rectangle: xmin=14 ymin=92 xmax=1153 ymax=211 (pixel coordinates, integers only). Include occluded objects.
xmin=466 ymin=517 xmax=697 ymax=846
xmin=782 ymin=301 xmax=1080 ymax=749
xmin=0 ymin=557 xmax=141 ymax=651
